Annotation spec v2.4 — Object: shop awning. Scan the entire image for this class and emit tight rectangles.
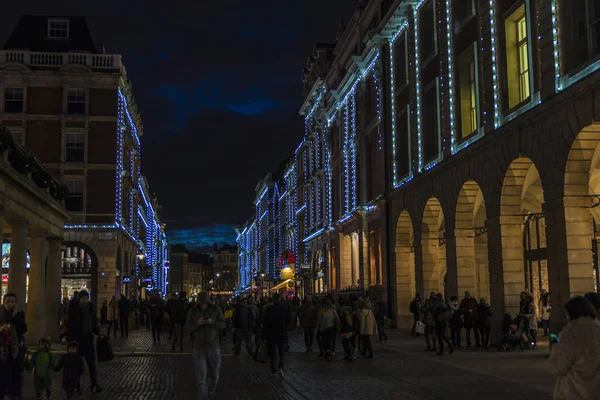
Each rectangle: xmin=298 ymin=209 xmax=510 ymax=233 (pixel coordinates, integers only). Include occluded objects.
xmin=271 ymin=279 xmax=292 ymax=291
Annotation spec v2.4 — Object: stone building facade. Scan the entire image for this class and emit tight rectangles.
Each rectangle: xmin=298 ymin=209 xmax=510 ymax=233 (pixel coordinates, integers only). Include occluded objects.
xmin=237 ymin=0 xmax=600 ymax=342
xmin=0 ymin=15 xmax=168 ymax=307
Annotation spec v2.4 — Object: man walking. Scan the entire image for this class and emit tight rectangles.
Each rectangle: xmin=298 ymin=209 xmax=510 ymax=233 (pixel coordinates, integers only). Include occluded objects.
xmin=410 ymin=293 xmax=423 ymax=336
xmin=118 ymin=295 xmax=131 ymax=338
xmin=171 ymin=292 xmax=188 ymax=353
xmin=262 ymin=294 xmax=290 ymax=378
xmin=150 ymin=292 xmax=164 ymax=344
xmin=69 ymin=290 xmax=103 ymax=394
xmin=232 ymin=298 xmax=254 ymax=356
xmin=186 ymin=292 xmax=225 ymax=399
xmin=373 ymin=297 xmax=389 ymax=342
xmin=460 ymin=291 xmax=480 ymax=347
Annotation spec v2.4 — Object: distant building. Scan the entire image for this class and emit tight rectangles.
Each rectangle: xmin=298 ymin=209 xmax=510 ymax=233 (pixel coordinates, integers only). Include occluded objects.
xmin=0 ymin=15 xmax=168 ymax=306
xmin=168 ymin=244 xmax=188 ymax=295
xmin=188 ymin=252 xmax=211 ymax=297
xmin=211 ymin=243 xmax=237 ymax=295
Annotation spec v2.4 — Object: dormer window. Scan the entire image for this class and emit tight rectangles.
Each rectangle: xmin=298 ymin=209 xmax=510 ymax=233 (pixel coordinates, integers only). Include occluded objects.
xmin=48 ymin=19 xmax=69 ymax=39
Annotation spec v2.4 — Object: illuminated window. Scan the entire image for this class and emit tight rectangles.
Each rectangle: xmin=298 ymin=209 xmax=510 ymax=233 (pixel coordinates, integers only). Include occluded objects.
xmin=504 ymin=5 xmax=530 ymax=109
xmin=458 ymin=46 xmax=478 ymax=138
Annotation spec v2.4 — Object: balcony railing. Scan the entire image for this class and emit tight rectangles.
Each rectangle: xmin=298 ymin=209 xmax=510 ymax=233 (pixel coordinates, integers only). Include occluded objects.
xmin=0 ymin=50 xmax=123 ymax=72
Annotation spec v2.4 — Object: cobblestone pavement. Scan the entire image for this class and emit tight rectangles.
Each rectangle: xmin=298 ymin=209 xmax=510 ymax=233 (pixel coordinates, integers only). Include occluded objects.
xmin=21 ymin=328 xmax=555 ymax=399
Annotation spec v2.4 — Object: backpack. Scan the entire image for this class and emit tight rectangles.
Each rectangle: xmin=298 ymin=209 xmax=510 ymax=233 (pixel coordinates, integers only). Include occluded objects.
xmin=96 ymin=336 xmax=114 ymax=362
xmin=409 ymin=301 xmax=417 ymax=314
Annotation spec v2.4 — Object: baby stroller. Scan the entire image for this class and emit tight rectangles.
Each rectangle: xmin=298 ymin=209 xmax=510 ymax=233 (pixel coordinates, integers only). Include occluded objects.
xmin=500 ymin=317 xmax=528 ymax=351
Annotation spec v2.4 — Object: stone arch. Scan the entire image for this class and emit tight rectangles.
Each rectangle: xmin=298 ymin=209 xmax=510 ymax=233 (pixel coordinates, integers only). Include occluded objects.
xmin=62 ymin=241 xmax=99 ymax=307
xmin=394 ymin=210 xmax=415 ymax=328
xmin=421 ymin=198 xmax=445 ymax=296
xmin=563 ymin=125 xmax=600 ymax=295
xmin=500 ymin=157 xmax=545 ymax=315
xmin=455 ymin=180 xmax=490 ymax=302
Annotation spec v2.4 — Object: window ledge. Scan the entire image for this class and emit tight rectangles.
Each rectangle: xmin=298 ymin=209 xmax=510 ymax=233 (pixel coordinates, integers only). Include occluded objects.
xmin=502 ymin=91 xmax=540 ymax=125
xmin=559 ymin=59 xmax=600 ymax=91
xmin=455 ymin=126 xmax=485 ymax=153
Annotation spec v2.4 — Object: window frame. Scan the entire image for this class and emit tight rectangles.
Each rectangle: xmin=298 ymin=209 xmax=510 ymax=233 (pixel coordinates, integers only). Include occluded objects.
xmin=394 ymin=32 xmax=409 ymax=92
xmin=457 ymin=43 xmax=481 ymax=142
xmin=3 ymin=87 xmax=25 ymax=113
xmin=66 ymin=88 xmax=86 ymax=115
xmin=64 ymin=178 xmax=85 ymax=213
xmin=452 ymin=0 xmax=476 ymax=34
xmin=64 ymin=131 xmax=86 ymax=163
xmin=394 ymin=104 xmax=412 ymax=186
xmin=47 ymin=19 xmax=70 ymax=39
xmin=421 ymin=78 xmax=442 ymax=169
xmin=418 ymin=0 xmax=438 ymax=66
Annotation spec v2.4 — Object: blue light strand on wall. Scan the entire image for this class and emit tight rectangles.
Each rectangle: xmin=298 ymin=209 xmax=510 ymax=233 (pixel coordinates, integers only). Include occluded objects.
xmin=446 ymin=0 xmax=456 ymax=153
xmin=371 ymin=67 xmax=383 ymax=150
xmin=489 ymin=0 xmax=500 ymax=128
xmin=350 ymin=92 xmax=357 ymax=210
xmin=115 ymin=94 xmax=124 ymax=225
xmin=343 ymin=103 xmax=350 ymax=215
xmin=414 ymin=4 xmax=424 ymax=172
xmin=550 ymin=0 xmax=561 ymax=91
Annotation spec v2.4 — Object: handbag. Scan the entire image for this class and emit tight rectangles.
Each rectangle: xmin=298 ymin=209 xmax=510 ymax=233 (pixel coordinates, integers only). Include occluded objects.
xmin=416 ymin=321 xmax=426 ymax=334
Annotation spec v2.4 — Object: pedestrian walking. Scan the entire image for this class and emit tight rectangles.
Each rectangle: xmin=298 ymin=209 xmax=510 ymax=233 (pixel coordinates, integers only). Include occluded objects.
xmin=100 ymin=300 xmax=108 ymax=328
xmin=150 ymin=292 xmax=164 ymax=344
xmin=171 ymin=292 xmax=188 ymax=353
xmin=54 ymin=341 xmax=85 ymax=399
xmin=262 ymin=293 xmax=291 ymax=377
xmin=316 ymin=297 xmax=339 ymax=361
xmin=107 ymin=296 xmax=119 ymax=339
xmin=340 ymin=307 xmax=357 ymax=362
xmin=433 ymin=293 xmax=453 ymax=355
xmin=448 ymin=296 xmax=462 ymax=348
xmin=460 ymin=291 xmax=480 ymax=347
xmin=539 ymin=291 xmax=551 ymax=337
xmin=232 ymin=298 xmax=254 ymax=356
xmin=373 ymin=297 xmax=389 ymax=343
xmin=1 ymin=292 xmax=27 ymax=399
xmin=27 ymin=337 xmax=54 ymax=399
xmin=186 ymin=292 xmax=225 ymax=399
xmin=69 ymin=290 xmax=103 ymax=394
xmin=359 ymin=299 xmax=376 ymax=359
xmin=167 ymin=294 xmax=177 ymax=341
xmin=118 ymin=295 xmax=131 ymax=338
xmin=477 ymin=298 xmax=493 ymax=349
xmin=423 ymin=296 xmax=437 ymax=352
xmin=521 ymin=294 xmax=538 ymax=349
xmin=549 ymin=296 xmax=600 ymax=400
xmin=299 ymin=296 xmax=318 ymax=353
xmin=410 ymin=293 xmax=423 ymax=336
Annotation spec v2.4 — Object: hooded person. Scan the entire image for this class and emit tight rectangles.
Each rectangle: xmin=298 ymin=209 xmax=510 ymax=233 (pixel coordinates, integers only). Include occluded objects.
xmin=186 ymin=292 xmax=225 ymax=400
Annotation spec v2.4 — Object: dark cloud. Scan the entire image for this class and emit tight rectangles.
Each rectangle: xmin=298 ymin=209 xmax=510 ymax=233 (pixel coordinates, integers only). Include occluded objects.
xmin=168 ymin=224 xmax=238 ymax=251
xmin=1 ymin=0 xmax=354 ymax=250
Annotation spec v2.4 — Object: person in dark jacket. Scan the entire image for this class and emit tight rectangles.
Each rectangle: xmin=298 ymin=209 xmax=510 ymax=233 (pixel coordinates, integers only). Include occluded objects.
xmin=54 ymin=341 xmax=85 ymax=399
xmin=410 ymin=293 xmax=424 ymax=336
xmin=69 ymin=290 xmax=102 ymax=394
xmin=118 ymin=295 xmax=131 ymax=338
xmin=476 ymin=298 xmax=493 ymax=349
xmin=150 ymin=292 xmax=164 ymax=344
xmin=373 ymin=298 xmax=389 ymax=343
xmin=262 ymin=294 xmax=290 ymax=377
xmin=171 ymin=292 xmax=188 ymax=353
xmin=449 ymin=296 xmax=462 ymax=348
xmin=100 ymin=300 xmax=108 ymax=328
xmin=299 ymin=296 xmax=318 ymax=352
xmin=460 ymin=291 xmax=480 ymax=347
xmin=167 ymin=294 xmax=177 ymax=341
xmin=185 ymin=292 xmax=225 ymax=399
xmin=232 ymin=298 xmax=254 ymax=356
xmin=1 ymin=293 xmax=26 ymax=400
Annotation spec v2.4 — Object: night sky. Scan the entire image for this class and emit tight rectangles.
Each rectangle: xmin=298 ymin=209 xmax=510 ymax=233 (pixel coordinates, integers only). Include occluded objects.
xmin=1 ymin=1 xmax=353 ymax=251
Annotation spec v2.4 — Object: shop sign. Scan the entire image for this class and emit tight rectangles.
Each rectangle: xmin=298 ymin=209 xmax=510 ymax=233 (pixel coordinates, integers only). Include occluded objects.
xmin=2 ymin=274 xmax=8 ymax=283
xmin=301 ymin=264 xmax=310 ymax=270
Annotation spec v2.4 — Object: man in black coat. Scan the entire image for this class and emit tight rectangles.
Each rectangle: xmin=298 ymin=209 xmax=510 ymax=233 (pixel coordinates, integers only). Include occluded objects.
xmin=171 ymin=292 xmax=188 ymax=352
xmin=262 ymin=294 xmax=290 ymax=377
xmin=118 ymin=295 xmax=131 ymax=338
xmin=69 ymin=290 xmax=103 ymax=394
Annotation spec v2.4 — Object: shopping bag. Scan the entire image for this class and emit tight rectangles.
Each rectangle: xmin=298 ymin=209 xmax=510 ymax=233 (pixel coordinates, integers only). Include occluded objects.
xmin=96 ymin=336 xmax=114 ymax=362
xmin=416 ymin=321 xmax=426 ymax=334
xmin=253 ymin=338 xmax=268 ymax=363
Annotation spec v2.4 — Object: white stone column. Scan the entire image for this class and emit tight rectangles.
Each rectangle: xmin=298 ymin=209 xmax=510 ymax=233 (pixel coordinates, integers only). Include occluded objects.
xmin=26 ymin=235 xmax=47 ymax=344
xmin=45 ymin=238 xmax=63 ymax=341
xmin=8 ymin=222 xmax=28 ymax=308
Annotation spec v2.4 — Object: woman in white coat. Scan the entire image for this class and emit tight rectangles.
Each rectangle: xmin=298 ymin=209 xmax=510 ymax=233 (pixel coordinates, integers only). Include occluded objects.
xmin=548 ymin=296 xmax=600 ymax=400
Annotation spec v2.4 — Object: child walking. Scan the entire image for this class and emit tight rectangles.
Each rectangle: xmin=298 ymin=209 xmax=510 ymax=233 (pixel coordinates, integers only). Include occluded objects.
xmin=28 ymin=338 xmax=54 ymax=399
xmin=54 ymin=341 xmax=85 ymax=398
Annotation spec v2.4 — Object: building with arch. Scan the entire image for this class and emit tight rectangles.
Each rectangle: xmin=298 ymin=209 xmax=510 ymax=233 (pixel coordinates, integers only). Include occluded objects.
xmin=237 ymin=0 xmax=600 ymax=342
xmin=0 ymin=15 xmax=169 ymax=309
